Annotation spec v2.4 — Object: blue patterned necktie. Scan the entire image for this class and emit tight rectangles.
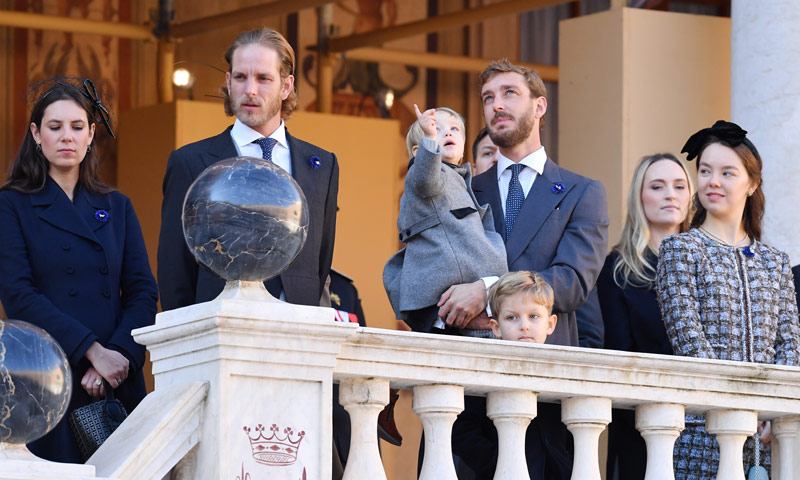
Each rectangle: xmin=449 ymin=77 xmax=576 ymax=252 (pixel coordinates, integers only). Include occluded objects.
xmin=505 ymin=163 xmax=525 ymax=240
xmin=253 ymin=137 xmax=277 ymax=162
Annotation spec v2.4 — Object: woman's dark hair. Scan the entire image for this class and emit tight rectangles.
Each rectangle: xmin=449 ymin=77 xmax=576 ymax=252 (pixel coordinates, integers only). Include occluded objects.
xmin=690 ymin=138 xmax=764 ymax=241
xmin=2 ymin=77 xmax=112 ymax=195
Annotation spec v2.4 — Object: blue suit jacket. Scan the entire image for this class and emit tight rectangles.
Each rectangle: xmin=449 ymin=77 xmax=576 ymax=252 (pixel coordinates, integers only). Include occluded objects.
xmin=0 ymin=179 xmax=158 ymax=462
xmin=453 ymin=160 xmax=609 ymax=480
xmin=158 ymin=126 xmax=339 ymax=310
xmin=471 ymin=160 xmax=609 ymax=347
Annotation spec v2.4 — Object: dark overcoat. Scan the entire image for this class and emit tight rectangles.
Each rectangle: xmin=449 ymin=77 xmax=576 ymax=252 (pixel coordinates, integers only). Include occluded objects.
xmin=0 ymin=179 xmax=158 ymax=462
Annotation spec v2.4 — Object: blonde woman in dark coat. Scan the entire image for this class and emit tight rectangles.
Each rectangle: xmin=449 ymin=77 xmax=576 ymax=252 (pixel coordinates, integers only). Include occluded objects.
xmin=598 ymin=153 xmax=693 ymax=479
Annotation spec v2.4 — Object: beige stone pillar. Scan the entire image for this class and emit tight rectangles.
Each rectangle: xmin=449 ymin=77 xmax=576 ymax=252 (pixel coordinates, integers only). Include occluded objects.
xmin=559 ymin=9 xmax=730 ymax=242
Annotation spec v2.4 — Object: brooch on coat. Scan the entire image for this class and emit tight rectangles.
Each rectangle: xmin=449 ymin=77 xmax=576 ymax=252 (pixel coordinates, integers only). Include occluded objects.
xmin=743 ymin=246 xmax=755 ymax=258
xmin=551 ymin=182 xmax=565 ymax=194
xmin=94 ymin=209 xmax=110 ymax=223
xmin=309 ymin=156 xmax=321 ymax=169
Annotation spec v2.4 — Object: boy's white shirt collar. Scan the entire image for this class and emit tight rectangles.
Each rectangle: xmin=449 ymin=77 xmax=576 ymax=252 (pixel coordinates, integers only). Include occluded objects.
xmin=231 ymin=118 xmax=288 ymax=150
xmin=495 ymin=146 xmax=547 ymax=179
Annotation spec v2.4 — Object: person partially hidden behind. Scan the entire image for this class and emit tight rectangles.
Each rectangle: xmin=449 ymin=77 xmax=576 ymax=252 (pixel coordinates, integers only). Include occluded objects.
xmin=158 ymin=27 xmax=338 ymax=310
xmin=453 ymin=271 xmax=570 ymax=479
xmin=383 ymin=105 xmax=507 ymax=337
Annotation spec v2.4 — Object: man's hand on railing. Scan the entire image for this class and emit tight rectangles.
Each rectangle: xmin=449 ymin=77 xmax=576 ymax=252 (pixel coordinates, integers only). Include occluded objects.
xmin=437 ymin=280 xmax=487 ymax=328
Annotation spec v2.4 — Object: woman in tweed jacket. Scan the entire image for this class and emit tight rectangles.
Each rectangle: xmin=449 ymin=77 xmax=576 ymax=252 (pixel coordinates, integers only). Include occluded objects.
xmin=657 ymin=121 xmax=800 ymax=479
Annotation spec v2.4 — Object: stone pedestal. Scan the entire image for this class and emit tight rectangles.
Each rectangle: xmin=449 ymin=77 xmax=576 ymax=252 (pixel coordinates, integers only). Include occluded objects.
xmin=133 ymin=287 xmax=357 ymax=480
xmin=731 ymin=0 xmax=800 ymax=261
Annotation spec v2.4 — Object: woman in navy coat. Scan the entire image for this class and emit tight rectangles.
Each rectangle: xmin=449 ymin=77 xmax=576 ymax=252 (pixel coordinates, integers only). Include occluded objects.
xmin=597 ymin=153 xmax=693 ymax=479
xmin=0 ymin=77 xmax=158 ymax=463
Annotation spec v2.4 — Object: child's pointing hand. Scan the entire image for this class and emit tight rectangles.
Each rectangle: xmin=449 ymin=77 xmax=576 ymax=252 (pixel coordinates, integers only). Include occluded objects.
xmin=414 ymin=104 xmax=437 ymax=140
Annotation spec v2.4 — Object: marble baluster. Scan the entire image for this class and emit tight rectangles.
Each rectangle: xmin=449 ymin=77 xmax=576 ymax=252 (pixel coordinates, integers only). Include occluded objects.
xmin=340 ymin=378 xmax=389 ymax=480
xmin=705 ymin=409 xmax=757 ymax=480
xmin=562 ymin=397 xmax=612 ymax=480
xmin=772 ymin=415 xmax=799 ymax=480
xmin=413 ymin=384 xmax=464 ymax=480
xmin=635 ymin=403 xmax=685 ymax=480
xmin=486 ymin=390 xmax=537 ymax=480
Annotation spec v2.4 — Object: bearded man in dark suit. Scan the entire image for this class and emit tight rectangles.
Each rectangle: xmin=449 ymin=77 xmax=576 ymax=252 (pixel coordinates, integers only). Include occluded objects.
xmin=441 ymin=59 xmax=609 ymax=480
xmin=158 ymin=28 xmax=338 ymax=310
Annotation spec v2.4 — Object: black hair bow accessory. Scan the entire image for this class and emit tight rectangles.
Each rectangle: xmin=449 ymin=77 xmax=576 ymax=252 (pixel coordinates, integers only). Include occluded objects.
xmin=681 ymin=120 xmax=760 ymax=164
xmin=81 ymin=79 xmax=116 ymax=139
xmin=53 ymin=78 xmax=116 ymax=139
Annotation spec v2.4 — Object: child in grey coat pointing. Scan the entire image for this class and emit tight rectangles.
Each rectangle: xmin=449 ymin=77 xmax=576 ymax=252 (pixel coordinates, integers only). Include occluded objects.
xmin=383 ymin=105 xmax=507 ymax=336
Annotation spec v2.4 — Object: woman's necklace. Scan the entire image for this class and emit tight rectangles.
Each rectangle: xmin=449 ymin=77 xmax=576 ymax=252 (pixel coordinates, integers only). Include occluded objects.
xmin=698 ymin=225 xmax=750 ymax=247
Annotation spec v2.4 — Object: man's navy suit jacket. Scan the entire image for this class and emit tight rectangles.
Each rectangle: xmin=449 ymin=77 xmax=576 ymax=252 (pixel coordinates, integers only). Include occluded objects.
xmin=158 ymin=126 xmax=339 ymax=310
xmin=472 ymin=159 xmax=609 ymax=347
xmin=452 ymin=159 xmax=608 ymax=479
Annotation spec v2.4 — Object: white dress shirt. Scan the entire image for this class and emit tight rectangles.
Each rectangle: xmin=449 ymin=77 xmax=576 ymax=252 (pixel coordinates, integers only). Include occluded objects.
xmin=496 ymin=146 xmax=547 ymax=215
xmin=230 ymin=118 xmax=293 ymax=176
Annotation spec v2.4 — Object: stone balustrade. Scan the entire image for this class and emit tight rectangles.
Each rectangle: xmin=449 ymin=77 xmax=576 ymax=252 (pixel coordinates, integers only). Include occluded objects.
xmin=336 ymin=328 xmax=800 ymax=480
xmin=10 ymin=291 xmax=796 ymax=480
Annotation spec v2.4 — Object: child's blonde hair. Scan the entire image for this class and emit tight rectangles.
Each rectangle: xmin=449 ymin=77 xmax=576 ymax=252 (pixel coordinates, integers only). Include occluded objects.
xmin=405 ymin=107 xmax=466 ymax=160
xmin=489 ymin=271 xmax=554 ymax=318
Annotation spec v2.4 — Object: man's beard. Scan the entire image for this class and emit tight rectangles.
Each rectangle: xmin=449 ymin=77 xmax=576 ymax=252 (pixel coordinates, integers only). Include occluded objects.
xmin=488 ymin=109 xmax=535 ymax=149
xmin=234 ymin=94 xmax=282 ymax=128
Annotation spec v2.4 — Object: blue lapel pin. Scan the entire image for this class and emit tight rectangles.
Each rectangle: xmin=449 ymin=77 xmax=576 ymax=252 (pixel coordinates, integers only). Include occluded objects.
xmin=94 ymin=209 xmax=109 ymax=223
xmin=309 ymin=156 xmax=321 ymax=169
xmin=743 ymin=245 xmax=755 ymax=258
xmin=551 ymin=182 xmax=565 ymax=194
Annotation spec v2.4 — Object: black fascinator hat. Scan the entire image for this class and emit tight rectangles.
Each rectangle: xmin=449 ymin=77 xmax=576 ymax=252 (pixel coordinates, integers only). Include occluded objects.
xmin=27 ymin=75 xmax=116 ymax=139
xmin=681 ymin=120 xmax=761 ymax=167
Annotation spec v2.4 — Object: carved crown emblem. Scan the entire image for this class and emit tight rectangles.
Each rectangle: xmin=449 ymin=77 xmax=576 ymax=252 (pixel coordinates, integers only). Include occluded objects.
xmin=243 ymin=424 xmax=305 ymax=466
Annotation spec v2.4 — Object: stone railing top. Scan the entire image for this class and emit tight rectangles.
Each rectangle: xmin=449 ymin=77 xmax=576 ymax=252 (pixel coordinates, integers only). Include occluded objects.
xmin=335 ymin=327 xmax=800 ymax=418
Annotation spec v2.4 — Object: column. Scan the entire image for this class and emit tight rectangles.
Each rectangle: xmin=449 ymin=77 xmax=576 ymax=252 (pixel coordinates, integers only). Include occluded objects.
xmin=772 ymin=415 xmax=799 ymax=480
xmin=705 ymin=409 xmax=757 ymax=480
xmin=340 ymin=378 xmax=389 ymax=480
xmin=562 ymin=397 xmax=612 ymax=480
xmin=486 ymin=390 xmax=538 ymax=480
xmin=413 ymin=384 xmax=464 ymax=480
xmin=635 ymin=403 xmax=685 ymax=480
xmin=731 ymin=0 xmax=800 ymax=261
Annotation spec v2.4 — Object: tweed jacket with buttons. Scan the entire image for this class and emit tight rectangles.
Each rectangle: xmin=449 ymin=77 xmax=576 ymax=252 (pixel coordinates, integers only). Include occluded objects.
xmin=383 ymin=138 xmax=507 ymax=322
xmin=657 ymin=228 xmax=800 ymax=365
xmin=657 ymin=228 xmax=800 ymax=478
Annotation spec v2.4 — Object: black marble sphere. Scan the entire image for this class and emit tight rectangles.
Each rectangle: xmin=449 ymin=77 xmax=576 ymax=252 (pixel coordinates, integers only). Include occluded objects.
xmin=0 ymin=320 xmax=71 ymax=444
xmin=182 ymin=156 xmax=309 ymax=282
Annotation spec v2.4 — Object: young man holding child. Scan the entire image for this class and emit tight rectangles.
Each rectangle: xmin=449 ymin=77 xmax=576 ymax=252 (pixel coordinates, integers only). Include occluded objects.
xmin=444 ymin=59 xmax=609 ymax=479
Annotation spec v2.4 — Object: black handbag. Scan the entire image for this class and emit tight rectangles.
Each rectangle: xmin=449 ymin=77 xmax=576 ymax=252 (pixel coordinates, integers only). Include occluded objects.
xmin=69 ymin=379 xmax=128 ymax=461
